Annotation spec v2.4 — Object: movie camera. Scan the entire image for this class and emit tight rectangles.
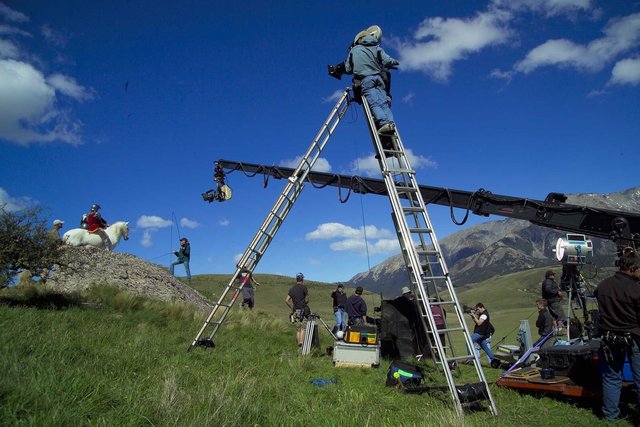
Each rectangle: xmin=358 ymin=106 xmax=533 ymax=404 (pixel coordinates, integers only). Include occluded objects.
xmin=462 ymin=304 xmax=477 ymax=315
xmin=202 ymin=162 xmax=232 ymax=203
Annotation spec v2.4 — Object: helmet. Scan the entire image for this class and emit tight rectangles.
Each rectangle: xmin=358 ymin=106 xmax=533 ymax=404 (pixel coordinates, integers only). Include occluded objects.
xmin=91 ymin=204 xmax=101 ymax=212
xmin=336 ymin=330 xmax=344 ymax=340
xmin=296 ymin=272 xmax=304 ymax=281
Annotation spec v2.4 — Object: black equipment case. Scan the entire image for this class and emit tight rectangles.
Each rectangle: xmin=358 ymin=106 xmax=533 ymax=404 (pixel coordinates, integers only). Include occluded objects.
xmin=537 ymin=341 xmax=600 ymax=386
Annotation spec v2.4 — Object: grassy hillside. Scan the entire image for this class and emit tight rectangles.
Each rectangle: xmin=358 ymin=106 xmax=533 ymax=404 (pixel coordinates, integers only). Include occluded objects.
xmin=0 ymin=271 xmax=624 ymax=426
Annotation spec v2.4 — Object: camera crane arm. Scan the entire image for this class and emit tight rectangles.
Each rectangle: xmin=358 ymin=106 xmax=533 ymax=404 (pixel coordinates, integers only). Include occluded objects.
xmin=212 ymin=159 xmax=640 ymax=250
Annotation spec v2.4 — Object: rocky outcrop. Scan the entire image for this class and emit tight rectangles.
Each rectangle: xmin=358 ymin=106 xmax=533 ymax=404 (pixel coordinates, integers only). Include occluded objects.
xmin=46 ymin=246 xmax=211 ymax=312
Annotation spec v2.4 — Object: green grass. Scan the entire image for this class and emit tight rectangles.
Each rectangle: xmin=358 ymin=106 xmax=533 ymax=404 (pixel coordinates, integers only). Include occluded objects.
xmin=0 ymin=274 xmax=630 ymax=426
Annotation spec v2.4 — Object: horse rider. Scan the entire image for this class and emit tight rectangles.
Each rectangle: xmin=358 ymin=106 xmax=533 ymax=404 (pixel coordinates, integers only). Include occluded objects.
xmin=86 ymin=204 xmax=111 ymax=249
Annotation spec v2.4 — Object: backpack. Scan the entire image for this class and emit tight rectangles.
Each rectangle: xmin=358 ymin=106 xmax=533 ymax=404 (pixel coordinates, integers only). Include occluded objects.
xmin=386 ymin=360 xmax=425 ymax=391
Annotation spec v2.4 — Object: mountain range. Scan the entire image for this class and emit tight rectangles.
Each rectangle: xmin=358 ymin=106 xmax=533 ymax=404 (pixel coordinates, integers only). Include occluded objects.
xmin=347 ymin=187 xmax=640 ymax=296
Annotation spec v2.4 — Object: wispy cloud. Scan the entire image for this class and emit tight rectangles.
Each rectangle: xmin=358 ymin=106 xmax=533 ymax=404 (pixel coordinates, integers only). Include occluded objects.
xmin=280 ymin=156 xmax=332 ymax=173
xmin=514 ymin=13 xmax=640 ymax=74
xmin=491 ymin=0 xmax=593 ymax=18
xmin=180 ymin=217 xmax=200 ymax=229
xmin=0 ymin=3 xmax=29 ymax=23
xmin=219 ymin=218 xmax=230 ymax=226
xmin=323 ymin=89 xmax=345 ymax=103
xmin=137 ymin=215 xmax=172 ymax=228
xmin=0 ymin=187 xmax=33 ymax=212
xmin=306 ymin=222 xmax=399 ymax=255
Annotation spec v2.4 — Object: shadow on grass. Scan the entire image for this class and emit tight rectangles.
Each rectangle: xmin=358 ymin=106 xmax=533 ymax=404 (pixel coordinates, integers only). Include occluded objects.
xmin=0 ymin=288 xmax=85 ymax=310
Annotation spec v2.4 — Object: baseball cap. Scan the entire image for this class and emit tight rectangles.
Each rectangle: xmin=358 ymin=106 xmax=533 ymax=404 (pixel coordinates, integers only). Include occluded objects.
xmin=53 ymin=219 xmax=64 ymax=226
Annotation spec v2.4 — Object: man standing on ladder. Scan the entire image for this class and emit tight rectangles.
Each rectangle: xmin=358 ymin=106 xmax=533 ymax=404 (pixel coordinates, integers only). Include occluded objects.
xmin=344 ymin=25 xmax=399 ymax=133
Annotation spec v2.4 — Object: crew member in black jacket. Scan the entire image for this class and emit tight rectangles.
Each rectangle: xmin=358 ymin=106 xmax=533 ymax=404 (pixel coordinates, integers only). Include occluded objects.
xmin=595 ymin=250 xmax=640 ymax=421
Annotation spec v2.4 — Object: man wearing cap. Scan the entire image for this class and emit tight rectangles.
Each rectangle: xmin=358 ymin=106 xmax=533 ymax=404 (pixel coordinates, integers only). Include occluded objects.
xmin=344 ymin=25 xmax=399 ymax=133
xmin=345 ymin=286 xmax=367 ymax=326
xmin=331 ymin=284 xmax=347 ymax=334
xmin=50 ymin=219 xmax=64 ymax=240
xmin=170 ymin=238 xmax=191 ymax=283
xmin=541 ymin=270 xmax=565 ymax=325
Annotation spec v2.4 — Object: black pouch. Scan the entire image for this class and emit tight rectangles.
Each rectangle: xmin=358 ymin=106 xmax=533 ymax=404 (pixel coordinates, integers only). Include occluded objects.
xmin=352 ymin=77 xmax=362 ymax=103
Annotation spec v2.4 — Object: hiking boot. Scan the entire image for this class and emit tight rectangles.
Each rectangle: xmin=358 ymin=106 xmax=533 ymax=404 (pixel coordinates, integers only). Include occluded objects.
xmin=378 ymin=123 xmax=395 ymax=134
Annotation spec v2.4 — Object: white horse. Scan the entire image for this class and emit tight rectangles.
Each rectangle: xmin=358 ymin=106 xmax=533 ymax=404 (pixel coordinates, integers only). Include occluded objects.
xmin=63 ymin=221 xmax=130 ymax=251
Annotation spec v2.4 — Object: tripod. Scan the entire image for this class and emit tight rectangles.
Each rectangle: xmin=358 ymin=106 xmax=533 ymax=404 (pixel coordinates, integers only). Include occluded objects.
xmin=561 ymin=264 xmax=593 ymax=340
xmin=301 ymin=313 xmax=336 ymax=355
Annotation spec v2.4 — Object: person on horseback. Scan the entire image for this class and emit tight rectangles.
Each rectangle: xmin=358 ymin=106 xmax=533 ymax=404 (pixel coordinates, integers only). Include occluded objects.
xmin=86 ymin=204 xmax=110 ymax=249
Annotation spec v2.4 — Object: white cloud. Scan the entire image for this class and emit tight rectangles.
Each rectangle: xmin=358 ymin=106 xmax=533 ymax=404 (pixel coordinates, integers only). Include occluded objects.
xmin=180 ymin=217 xmax=200 ymax=229
xmin=233 ymin=253 xmax=243 ymax=264
xmin=323 ymin=89 xmax=345 ymax=103
xmin=0 ymin=59 xmax=88 ymax=146
xmin=402 ymin=92 xmax=415 ymax=103
xmin=0 ymin=5 xmax=94 ymax=146
xmin=0 ymin=187 xmax=33 ymax=212
xmin=136 ymin=215 xmax=172 ymax=229
xmin=0 ymin=3 xmax=29 ymax=23
xmin=306 ymin=222 xmax=397 ymax=255
xmin=219 ymin=218 xmax=230 ymax=226
xmin=140 ymin=229 xmax=153 ymax=247
xmin=396 ymin=9 xmax=513 ymax=81
xmin=608 ymin=57 xmax=640 ymax=86
xmin=280 ymin=156 xmax=332 ymax=173
xmin=348 ymin=148 xmax=437 ymax=177
xmin=491 ymin=0 xmax=593 ymax=17
xmin=514 ymin=13 xmax=640 ymax=74
xmin=46 ymin=74 xmax=94 ymax=101
xmin=306 ymin=222 xmax=392 ymax=240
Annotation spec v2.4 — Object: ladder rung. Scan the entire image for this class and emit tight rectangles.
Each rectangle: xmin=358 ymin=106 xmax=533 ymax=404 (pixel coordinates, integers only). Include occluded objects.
xmin=386 ymin=168 xmax=414 ymax=174
xmin=396 ymin=186 xmax=417 ymax=193
xmin=402 ymin=206 xmax=423 ymax=212
xmin=431 ymin=326 xmax=465 ymax=333
xmin=421 ymin=275 xmax=448 ymax=280
xmin=409 ymin=227 xmax=432 ymax=234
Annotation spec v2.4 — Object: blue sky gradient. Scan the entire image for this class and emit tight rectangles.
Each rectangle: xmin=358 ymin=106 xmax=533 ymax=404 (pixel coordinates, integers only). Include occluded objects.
xmin=1 ymin=1 xmax=638 ymax=282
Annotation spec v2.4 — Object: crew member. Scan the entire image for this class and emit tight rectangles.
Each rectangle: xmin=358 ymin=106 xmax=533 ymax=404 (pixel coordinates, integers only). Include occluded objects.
xmin=594 ymin=251 xmax=640 ymax=421
xmin=541 ymin=270 xmax=565 ymax=325
xmin=345 ymin=286 xmax=367 ymax=326
xmin=470 ymin=303 xmax=496 ymax=365
xmin=331 ymin=284 xmax=347 ymax=334
xmin=238 ymin=265 xmax=261 ymax=310
xmin=50 ymin=219 xmax=64 ymax=240
xmin=170 ymin=238 xmax=191 ymax=283
xmin=344 ymin=25 xmax=399 ymax=133
xmin=285 ymin=273 xmax=309 ymax=350
xmin=535 ymin=299 xmax=555 ymax=345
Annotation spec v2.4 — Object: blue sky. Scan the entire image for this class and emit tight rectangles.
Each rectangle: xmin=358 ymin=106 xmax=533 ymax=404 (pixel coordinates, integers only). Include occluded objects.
xmin=1 ymin=1 xmax=639 ymax=283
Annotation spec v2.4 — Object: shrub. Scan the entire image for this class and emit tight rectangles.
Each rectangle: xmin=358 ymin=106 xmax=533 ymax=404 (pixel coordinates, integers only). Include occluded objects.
xmin=0 ymin=206 xmax=65 ymax=288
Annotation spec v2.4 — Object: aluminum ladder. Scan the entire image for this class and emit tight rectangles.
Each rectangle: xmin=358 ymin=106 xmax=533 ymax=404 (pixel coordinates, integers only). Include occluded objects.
xmin=187 ymin=89 xmax=352 ymax=352
xmin=361 ymin=97 xmax=498 ymax=416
